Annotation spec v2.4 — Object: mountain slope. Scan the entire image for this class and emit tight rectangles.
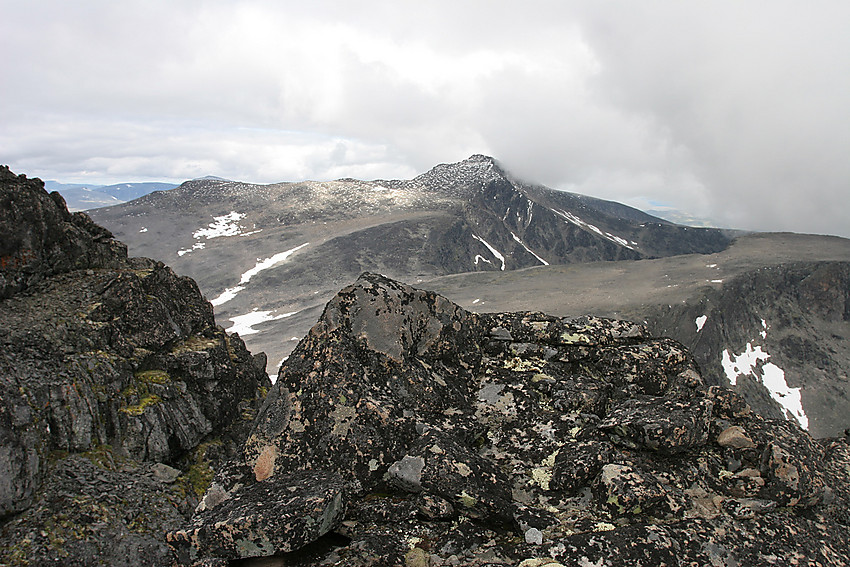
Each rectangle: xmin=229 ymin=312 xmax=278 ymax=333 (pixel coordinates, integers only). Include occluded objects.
xmin=89 ymin=155 xmax=733 ymax=372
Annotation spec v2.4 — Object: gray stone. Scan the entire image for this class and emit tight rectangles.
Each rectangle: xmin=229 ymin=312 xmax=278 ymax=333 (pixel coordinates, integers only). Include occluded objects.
xmin=388 ymin=455 xmax=426 ymax=492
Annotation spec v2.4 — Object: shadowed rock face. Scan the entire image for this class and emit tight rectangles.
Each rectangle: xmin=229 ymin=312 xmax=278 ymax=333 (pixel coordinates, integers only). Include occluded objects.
xmin=0 ymin=166 xmax=127 ymax=300
xmin=0 ymin=168 xmax=271 ymax=565
xmin=173 ymin=273 xmax=850 ymax=566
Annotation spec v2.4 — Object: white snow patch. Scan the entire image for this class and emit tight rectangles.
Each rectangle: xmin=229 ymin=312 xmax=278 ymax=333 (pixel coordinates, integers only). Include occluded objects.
xmin=510 ymin=232 xmax=549 ymax=266
xmin=227 ymin=309 xmax=296 ymax=336
xmin=139 ymin=227 xmax=148 ymax=233
xmin=473 ymin=255 xmax=492 ymax=266
xmin=178 ymin=242 xmax=205 ymax=256
xmin=550 ymin=208 xmax=634 ymax=250
xmin=472 ymin=234 xmax=505 ymax=270
xmin=210 ymin=285 xmax=245 ymax=306
xmin=709 ymin=279 xmax=724 ymax=283
xmin=240 ymin=243 xmax=309 ymax=285
xmin=760 ymin=319 xmax=768 ymax=339
xmin=721 ymin=343 xmax=808 ymax=429
xmin=210 ymin=242 xmax=309 ymax=306
xmin=695 ymin=315 xmax=707 ymax=332
xmin=193 ymin=211 xmax=246 ymax=239
xmin=472 ymin=298 xmax=481 ymax=304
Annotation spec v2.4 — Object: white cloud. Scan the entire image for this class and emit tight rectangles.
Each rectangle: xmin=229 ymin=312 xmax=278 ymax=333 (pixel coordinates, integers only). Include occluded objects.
xmin=1 ymin=1 xmax=848 ymax=237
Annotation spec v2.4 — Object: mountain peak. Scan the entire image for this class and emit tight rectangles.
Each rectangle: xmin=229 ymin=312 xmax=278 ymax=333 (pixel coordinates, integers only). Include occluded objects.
xmin=411 ymin=154 xmax=508 ymax=195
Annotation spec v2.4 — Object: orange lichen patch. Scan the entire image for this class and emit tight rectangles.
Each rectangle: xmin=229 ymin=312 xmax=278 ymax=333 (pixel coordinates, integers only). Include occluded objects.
xmin=253 ymin=444 xmax=277 ymax=481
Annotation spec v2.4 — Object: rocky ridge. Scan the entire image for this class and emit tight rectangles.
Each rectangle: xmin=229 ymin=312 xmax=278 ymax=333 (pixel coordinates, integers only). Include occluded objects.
xmin=0 ymin=167 xmax=271 ymax=565
xmin=169 ymin=272 xmax=850 ymax=566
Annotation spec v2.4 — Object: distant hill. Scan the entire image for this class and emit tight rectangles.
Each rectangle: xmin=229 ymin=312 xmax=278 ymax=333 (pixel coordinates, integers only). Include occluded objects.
xmin=45 ymin=180 xmax=178 ymax=211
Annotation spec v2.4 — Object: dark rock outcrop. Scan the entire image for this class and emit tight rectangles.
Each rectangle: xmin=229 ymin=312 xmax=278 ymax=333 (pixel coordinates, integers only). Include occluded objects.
xmin=0 ymin=168 xmax=271 ymax=565
xmin=173 ymin=272 xmax=850 ymax=566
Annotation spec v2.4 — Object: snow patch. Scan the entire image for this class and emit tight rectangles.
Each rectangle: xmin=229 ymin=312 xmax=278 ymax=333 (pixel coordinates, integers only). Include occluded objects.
xmin=210 ymin=242 xmax=309 ymax=306
xmin=510 ymin=232 xmax=549 ymax=266
xmin=721 ymin=342 xmax=808 ymax=430
xmin=193 ymin=211 xmax=246 ymax=239
xmin=695 ymin=315 xmax=707 ymax=332
xmin=139 ymin=227 xmax=148 ymax=233
xmin=550 ymin=208 xmax=635 ymax=250
xmin=178 ymin=242 xmax=205 ymax=256
xmin=473 ymin=255 xmax=492 ymax=266
xmin=227 ymin=308 xmax=297 ymax=337
xmin=472 ymin=234 xmax=505 ymax=270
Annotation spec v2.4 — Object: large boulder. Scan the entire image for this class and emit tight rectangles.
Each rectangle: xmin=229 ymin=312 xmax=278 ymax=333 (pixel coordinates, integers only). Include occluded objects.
xmin=174 ymin=273 xmax=850 ymax=565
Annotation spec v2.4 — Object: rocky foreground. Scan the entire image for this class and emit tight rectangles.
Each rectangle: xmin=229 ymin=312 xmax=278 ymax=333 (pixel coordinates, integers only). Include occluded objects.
xmin=2 ymin=166 xmax=850 ymax=566
xmin=0 ymin=167 xmax=270 ymax=565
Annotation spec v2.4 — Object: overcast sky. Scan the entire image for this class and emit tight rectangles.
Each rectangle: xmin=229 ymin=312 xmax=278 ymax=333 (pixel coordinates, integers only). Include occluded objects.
xmin=2 ymin=1 xmax=849 ymax=237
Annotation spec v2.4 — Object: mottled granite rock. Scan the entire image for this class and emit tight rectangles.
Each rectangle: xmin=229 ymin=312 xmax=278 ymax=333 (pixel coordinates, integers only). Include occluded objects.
xmin=174 ymin=273 xmax=850 ymax=565
xmin=168 ymin=470 xmax=347 ymax=563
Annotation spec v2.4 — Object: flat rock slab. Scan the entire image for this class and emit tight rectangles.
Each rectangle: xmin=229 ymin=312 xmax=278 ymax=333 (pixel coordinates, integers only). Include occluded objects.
xmin=167 ymin=470 xmax=347 ymax=564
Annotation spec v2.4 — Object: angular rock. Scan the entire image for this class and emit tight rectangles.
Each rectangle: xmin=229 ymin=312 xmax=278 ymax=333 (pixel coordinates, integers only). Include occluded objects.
xmin=0 ymin=166 xmax=126 ymax=300
xmin=593 ymin=463 xmax=675 ymax=517
xmin=4 ymin=177 xmax=848 ymax=567
xmin=167 ymin=470 xmax=347 ymax=562
xmin=400 ymin=428 xmax=513 ymax=523
xmin=551 ymin=439 xmax=617 ymax=494
xmin=717 ymin=425 xmax=757 ymax=449
xmin=599 ymin=396 xmax=714 ymax=453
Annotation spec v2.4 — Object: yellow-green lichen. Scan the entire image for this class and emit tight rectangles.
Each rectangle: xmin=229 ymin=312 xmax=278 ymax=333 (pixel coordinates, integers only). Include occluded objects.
xmin=530 ymin=450 xmax=559 ymax=491
xmin=171 ymin=335 xmax=221 ymax=354
xmin=593 ymin=521 xmax=616 ymax=532
xmin=457 ymin=490 xmax=477 ymax=508
xmin=134 ymin=369 xmax=170 ymax=385
xmin=119 ymin=393 xmax=162 ymax=416
xmin=503 ymin=357 xmax=542 ymax=373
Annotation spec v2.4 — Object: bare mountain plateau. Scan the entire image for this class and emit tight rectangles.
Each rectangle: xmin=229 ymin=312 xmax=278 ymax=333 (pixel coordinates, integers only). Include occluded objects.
xmin=2 ymin=164 xmax=850 ymax=565
xmin=89 ymin=155 xmax=850 ymax=438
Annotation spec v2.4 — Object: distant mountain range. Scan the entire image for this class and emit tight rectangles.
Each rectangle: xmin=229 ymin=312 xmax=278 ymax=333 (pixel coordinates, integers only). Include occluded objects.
xmin=45 ymin=180 xmax=179 ymax=211
xmin=87 ymin=155 xmax=850 ymax=438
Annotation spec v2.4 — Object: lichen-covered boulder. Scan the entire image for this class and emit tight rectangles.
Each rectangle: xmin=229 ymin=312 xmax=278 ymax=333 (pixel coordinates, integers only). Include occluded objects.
xmin=176 ymin=273 xmax=850 ymax=566
xmin=168 ymin=470 xmax=347 ymax=563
